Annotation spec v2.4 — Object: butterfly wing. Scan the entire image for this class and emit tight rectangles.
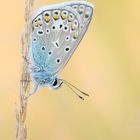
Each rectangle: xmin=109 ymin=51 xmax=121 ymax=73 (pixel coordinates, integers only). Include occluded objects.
xmin=30 ymin=1 xmax=94 ymax=76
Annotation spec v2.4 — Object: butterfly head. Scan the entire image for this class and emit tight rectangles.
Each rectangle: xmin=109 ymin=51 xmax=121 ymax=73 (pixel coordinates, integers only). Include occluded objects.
xmin=32 ymin=73 xmax=63 ymax=89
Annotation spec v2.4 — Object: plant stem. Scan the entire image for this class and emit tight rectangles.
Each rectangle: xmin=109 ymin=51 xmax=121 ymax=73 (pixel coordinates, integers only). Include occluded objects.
xmin=16 ymin=0 xmax=35 ymax=140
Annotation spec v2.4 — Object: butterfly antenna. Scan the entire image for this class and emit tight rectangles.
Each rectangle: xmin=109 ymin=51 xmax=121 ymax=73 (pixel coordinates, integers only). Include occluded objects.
xmin=60 ymin=79 xmax=89 ymax=96
xmin=59 ymin=79 xmax=89 ymax=100
xmin=62 ymin=81 xmax=85 ymax=100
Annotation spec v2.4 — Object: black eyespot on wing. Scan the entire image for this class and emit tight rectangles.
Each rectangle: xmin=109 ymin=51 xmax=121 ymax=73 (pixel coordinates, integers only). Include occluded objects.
xmin=38 ymin=30 xmax=43 ymax=35
xmin=48 ymin=51 xmax=52 ymax=55
xmin=56 ymin=42 xmax=59 ymax=48
xmin=64 ymin=26 xmax=69 ymax=31
xmin=52 ymin=26 xmax=55 ymax=29
xmin=65 ymin=48 xmax=70 ymax=51
xmin=60 ymin=24 xmax=63 ymax=28
xmin=46 ymin=29 xmax=50 ymax=34
xmin=42 ymin=46 xmax=45 ymax=50
xmin=64 ymin=26 xmax=67 ymax=30
xmin=56 ymin=58 xmax=61 ymax=63
xmin=65 ymin=36 xmax=70 ymax=41
xmin=57 ymin=59 xmax=60 ymax=63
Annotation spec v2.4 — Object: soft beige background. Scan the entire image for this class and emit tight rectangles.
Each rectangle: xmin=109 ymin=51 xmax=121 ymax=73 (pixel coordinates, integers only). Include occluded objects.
xmin=0 ymin=0 xmax=140 ymax=140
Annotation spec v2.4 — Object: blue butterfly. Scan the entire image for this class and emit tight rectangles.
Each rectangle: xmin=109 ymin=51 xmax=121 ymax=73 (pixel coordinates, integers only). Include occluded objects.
xmin=29 ymin=1 xmax=94 ymax=99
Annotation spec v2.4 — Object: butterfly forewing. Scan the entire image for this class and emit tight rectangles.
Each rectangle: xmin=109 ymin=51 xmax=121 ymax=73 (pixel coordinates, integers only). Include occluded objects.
xmin=30 ymin=1 xmax=94 ymax=76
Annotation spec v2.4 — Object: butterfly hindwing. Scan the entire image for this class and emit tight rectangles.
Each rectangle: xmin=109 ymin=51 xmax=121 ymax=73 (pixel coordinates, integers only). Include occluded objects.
xmin=30 ymin=1 xmax=94 ymax=76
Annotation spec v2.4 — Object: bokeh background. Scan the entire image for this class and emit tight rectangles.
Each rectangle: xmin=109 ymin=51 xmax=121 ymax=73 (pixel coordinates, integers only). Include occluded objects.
xmin=0 ymin=0 xmax=140 ymax=139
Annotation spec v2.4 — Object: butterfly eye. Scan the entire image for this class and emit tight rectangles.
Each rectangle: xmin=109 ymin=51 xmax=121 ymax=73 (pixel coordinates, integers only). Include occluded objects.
xmin=79 ymin=5 xmax=85 ymax=14
xmin=52 ymin=79 xmax=62 ymax=89
xmin=68 ymin=14 xmax=74 ymax=22
xmin=43 ymin=11 xmax=51 ymax=22
xmin=61 ymin=10 xmax=68 ymax=20
xmin=52 ymin=79 xmax=57 ymax=87
xmin=52 ymin=10 xmax=60 ymax=20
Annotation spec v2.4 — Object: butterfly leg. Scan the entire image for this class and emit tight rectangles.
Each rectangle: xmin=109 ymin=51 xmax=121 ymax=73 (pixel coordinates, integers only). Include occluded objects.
xmin=24 ymin=82 xmax=39 ymax=100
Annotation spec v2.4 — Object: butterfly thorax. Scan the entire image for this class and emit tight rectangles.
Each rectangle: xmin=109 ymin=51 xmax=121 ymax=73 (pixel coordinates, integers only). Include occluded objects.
xmin=29 ymin=66 xmax=62 ymax=89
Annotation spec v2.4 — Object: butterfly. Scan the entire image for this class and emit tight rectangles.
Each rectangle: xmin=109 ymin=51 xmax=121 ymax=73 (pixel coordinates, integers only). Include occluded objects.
xmin=28 ymin=1 xmax=94 ymax=99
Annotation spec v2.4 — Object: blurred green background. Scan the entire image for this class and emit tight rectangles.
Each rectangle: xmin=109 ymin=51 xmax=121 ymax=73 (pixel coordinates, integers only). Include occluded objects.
xmin=0 ymin=0 xmax=140 ymax=139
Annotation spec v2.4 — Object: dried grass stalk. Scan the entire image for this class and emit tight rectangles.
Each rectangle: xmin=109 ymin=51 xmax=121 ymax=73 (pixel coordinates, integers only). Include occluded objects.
xmin=16 ymin=0 xmax=35 ymax=140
